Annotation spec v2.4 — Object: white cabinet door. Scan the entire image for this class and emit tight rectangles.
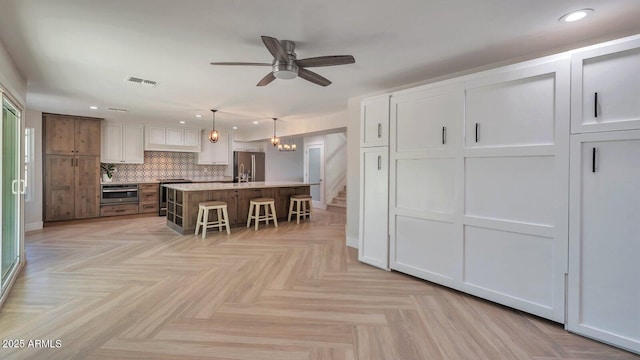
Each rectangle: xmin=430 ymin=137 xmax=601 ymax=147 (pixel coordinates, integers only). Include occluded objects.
xmin=358 ymin=147 xmax=389 ymax=269
xmin=166 ymin=128 xmax=183 ymax=145
xmin=572 ymin=38 xmax=640 ymax=133
xmin=361 ymin=95 xmax=390 ymax=147
xmin=198 ymin=131 xmax=229 ymax=165
xmin=391 ymin=83 xmax=462 ymax=153
xmin=147 ymin=126 xmax=165 ymax=145
xmin=568 ymin=131 xmax=640 ymax=354
xmin=101 ymin=122 xmax=123 ymax=163
xmin=465 ymin=61 xmax=567 ymax=148
xmin=211 ymin=132 xmax=229 ymax=164
xmin=184 ymin=129 xmax=200 ymax=147
xmin=102 ymin=122 xmax=144 ymax=164
xmin=122 ymin=124 xmax=144 ymax=164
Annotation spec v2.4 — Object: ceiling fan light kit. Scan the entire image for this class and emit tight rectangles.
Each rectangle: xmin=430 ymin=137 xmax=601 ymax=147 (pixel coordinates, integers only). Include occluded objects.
xmin=211 ymin=35 xmax=355 ymax=87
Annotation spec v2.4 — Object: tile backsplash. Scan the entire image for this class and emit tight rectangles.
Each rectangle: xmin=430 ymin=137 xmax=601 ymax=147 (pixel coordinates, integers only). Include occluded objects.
xmin=105 ymin=151 xmax=227 ymax=182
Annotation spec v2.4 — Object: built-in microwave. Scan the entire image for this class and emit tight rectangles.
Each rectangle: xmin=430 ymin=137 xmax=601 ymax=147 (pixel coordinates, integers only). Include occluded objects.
xmin=100 ymin=183 xmax=138 ymax=204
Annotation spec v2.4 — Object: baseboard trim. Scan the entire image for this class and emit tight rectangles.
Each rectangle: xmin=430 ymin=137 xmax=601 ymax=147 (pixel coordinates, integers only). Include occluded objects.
xmin=346 ymin=235 xmax=358 ymax=249
xmin=25 ymin=221 xmax=43 ymax=232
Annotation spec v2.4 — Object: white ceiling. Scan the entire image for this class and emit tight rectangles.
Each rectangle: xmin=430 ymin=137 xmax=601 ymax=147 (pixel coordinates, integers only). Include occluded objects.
xmin=1 ymin=0 xmax=640 ymax=133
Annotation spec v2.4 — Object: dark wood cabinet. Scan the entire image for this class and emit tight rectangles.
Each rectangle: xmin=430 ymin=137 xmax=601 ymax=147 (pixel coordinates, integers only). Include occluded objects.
xmin=43 ymin=113 xmax=101 ymax=221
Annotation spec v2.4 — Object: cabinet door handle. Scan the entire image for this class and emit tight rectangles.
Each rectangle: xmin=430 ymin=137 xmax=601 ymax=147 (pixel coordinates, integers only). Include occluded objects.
xmin=377 ymin=155 xmax=382 ymax=170
xmin=592 ymin=147 xmax=597 ymax=173
xmin=594 ymin=92 xmax=598 ymax=118
xmin=442 ymin=126 xmax=447 ymax=145
xmin=377 ymin=123 xmax=382 ymax=138
xmin=475 ymin=123 xmax=479 ymax=143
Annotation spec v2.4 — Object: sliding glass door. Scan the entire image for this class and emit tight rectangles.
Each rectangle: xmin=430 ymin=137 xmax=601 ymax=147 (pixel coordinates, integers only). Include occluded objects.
xmin=1 ymin=94 xmax=22 ymax=296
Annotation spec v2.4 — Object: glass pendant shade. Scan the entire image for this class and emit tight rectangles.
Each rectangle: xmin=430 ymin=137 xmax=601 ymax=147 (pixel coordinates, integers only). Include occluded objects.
xmin=271 ymin=118 xmax=280 ymax=147
xmin=208 ymin=129 xmax=219 ymax=143
xmin=209 ymin=109 xmax=219 ymax=143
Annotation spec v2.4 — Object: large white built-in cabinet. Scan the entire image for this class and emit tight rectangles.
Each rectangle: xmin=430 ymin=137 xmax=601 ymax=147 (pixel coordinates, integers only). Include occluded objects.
xmin=359 ymin=34 xmax=640 ymax=354
xmin=101 ymin=122 xmax=144 ymax=164
xmin=566 ymin=38 xmax=640 ymax=354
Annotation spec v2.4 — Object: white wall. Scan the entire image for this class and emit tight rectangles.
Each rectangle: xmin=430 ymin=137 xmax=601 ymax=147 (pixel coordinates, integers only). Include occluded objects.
xmin=0 ymin=39 xmax=26 ymax=105
xmin=264 ymin=138 xmax=304 ymax=181
xmin=24 ymin=109 xmax=43 ymax=231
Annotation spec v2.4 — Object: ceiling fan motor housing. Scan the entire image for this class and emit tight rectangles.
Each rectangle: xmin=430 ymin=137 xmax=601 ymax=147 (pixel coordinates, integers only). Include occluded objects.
xmin=273 ymin=40 xmax=298 ymax=79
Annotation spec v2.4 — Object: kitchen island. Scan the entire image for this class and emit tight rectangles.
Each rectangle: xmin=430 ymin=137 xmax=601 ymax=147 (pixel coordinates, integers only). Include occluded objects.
xmin=163 ymin=181 xmax=311 ymax=234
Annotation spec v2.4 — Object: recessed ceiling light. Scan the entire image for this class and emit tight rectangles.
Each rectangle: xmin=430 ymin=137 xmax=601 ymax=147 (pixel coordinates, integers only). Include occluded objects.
xmin=179 ymin=121 xmax=186 ymax=124
xmin=232 ymin=126 xmax=238 ymax=130
xmin=89 ymin=106 xmax=98 ymax=110
xmin=559 ymin=8 xmax=594 ymax=22
xmin=252 ymin=121 xmax=259 ymax=125
xmin=195 ymin=114 xmax=202 ymax=118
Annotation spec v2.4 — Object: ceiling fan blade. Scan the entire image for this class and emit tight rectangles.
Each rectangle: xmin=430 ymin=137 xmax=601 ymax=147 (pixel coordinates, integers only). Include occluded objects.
xmin=261 ymin=35 xmax=289 ymax=63
xmin=298 ymin=68 xmax=331 ymax=87
xmin=211 ymin=62 xmax=271 ymax=66
xmin=296 ymin=55 xmax=355 ymax=68
xmin=257 ymin=72 xmax=276 ymax=86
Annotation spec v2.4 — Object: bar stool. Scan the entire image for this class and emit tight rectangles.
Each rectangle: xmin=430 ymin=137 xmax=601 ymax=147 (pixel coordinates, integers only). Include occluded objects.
xmin=247 ymin=198 xmax=278 ymax=230
xmin=288 ymin=194 xmax=313 ymax=224
xmin=195 ymin=201 xmax=230 ymax=238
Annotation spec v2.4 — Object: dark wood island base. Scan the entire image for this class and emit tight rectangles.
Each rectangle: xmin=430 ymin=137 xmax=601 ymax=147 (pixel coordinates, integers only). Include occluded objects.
xmin=164 ymin=182 xmax=311 ymax=234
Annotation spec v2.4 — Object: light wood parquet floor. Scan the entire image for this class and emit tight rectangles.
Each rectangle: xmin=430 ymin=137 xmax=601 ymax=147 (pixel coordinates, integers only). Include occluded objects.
xmin=0 ymin=210 xmax=637 ymax=360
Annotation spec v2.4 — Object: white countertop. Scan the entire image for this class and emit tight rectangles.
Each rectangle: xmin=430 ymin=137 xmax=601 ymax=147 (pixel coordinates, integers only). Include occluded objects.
xmin=163 ymin=181 xmax=313 ymax=191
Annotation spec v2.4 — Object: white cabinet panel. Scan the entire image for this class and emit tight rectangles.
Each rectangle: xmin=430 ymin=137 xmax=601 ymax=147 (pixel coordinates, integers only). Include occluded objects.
xmin=463 ymin=226 xmax=556 ymax=317
xmin=184 ymin=129 xmax=199 ymax=147
xmin=572 ymin=38 xmax=640 ymax=133
xmin=122 ymin=125 xmax=144 ymax=163
xmin=359 ymin=147 xmax=389 ymax=269
xmin=101 ymin=122 xmax=123 ymax=163
xmin=465 ymin=70 xmax=558 ymax=148
xmin=568 ymin=131 xmax=640 ymax=354
xmin=361 ymin=95 xmax=389 ymax=147
xmin=465 ymin=156 xmax=554 ymax=226
xmin=166 ymin=128 xmax=183 ymax=145
xmin=392 ymin=84 xmax=462 ymax=153
xmin=392 ymin=216 xmax=459 ymax=287
xmin=395 ymin=158 xmax=455 ymax=215
xmin=144 ymin=126 xmax=200 ymax=152
xmin=101 ymin=122 xmax=144 ymax=164
xmin=147 ymin=126 xmax=165 ymax=145
xmin=198 ymin=131 xmax=229 ymax=165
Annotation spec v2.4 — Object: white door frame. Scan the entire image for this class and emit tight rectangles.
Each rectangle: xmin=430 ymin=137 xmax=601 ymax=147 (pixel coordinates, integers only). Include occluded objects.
xmin=304 ymin=143 xmax=325 ymax=209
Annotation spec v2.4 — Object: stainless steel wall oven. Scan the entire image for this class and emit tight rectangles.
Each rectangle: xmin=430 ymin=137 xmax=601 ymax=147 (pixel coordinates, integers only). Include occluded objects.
xmin=100 ymin=183 xmax=139 ymax=204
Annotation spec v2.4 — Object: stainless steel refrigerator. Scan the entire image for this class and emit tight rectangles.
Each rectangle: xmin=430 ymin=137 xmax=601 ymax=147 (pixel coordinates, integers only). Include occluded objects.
xmin=233 ymin=151 xmax=265 ymax=182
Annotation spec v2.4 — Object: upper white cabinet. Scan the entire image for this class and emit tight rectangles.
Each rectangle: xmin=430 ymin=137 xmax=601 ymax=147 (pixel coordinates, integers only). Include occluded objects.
xmin=144 ymin=126 xmax=201 ymax=152
xmin=568 ymin=130 xmax=640 ymax=354
xmin=391 ymin=83 xmax=463 ymax=153
xmin=465 ymin=61 xmax=567 ymax=149
xmin=361 ymin=95 xmax=390 ymax=147
xmin=198 ymin=131 xmax=229 ymax=165
xmin=101 ymin=122 xmax=144 ymax=164
xmin=571 ymin=37 xmax=640 ymax=133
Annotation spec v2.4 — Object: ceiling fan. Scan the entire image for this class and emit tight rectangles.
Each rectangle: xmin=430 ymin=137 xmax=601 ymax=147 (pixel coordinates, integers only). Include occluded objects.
xmin=210 ymin=35 xmax=355 ymax=87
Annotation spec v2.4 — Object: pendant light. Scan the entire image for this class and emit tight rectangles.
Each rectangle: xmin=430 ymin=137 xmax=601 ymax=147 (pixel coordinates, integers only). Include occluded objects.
xmin=270 ymin=117 xmax=280 ymax=147
xmin=278 ymin=138 xmax=297 ymax=152
xmin=208 ymin=109 xmax=219 ymax=143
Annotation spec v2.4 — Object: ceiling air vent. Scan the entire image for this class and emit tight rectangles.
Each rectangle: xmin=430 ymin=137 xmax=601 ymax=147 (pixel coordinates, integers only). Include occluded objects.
xmin=125 ymin=76 xmax=159 ymax=87
xmin=107 ymin=107 xmax=128 ymax=113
